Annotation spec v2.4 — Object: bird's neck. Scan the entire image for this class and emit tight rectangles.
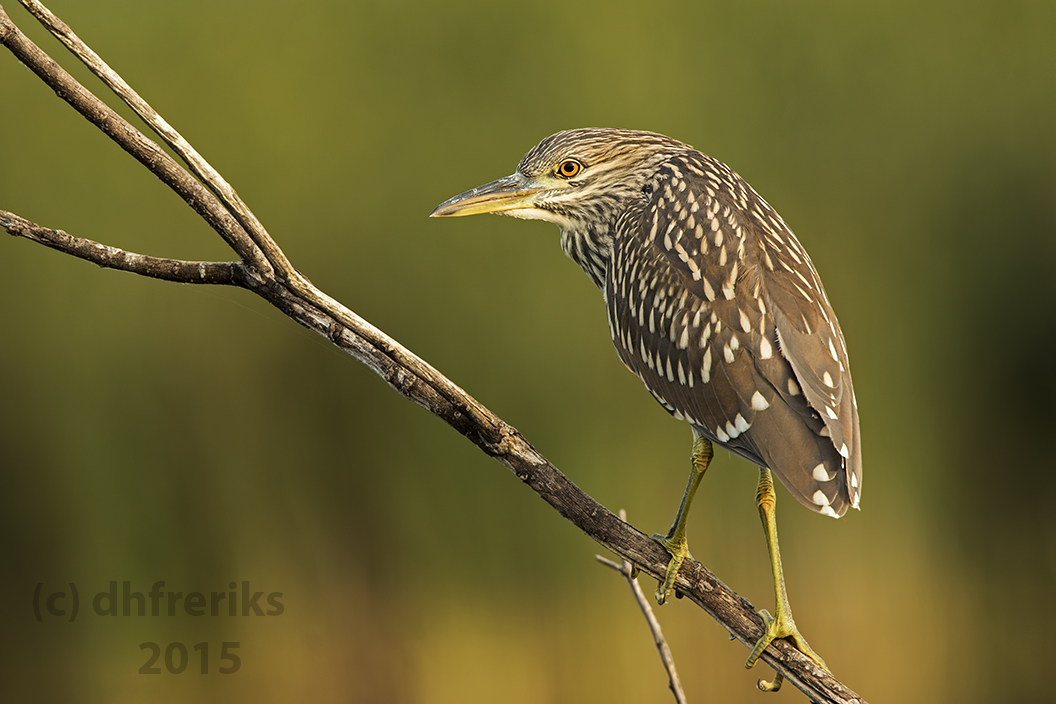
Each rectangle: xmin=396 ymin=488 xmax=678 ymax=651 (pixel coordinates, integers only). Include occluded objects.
xmin=561 ymin=222 xmax=613 ymax=290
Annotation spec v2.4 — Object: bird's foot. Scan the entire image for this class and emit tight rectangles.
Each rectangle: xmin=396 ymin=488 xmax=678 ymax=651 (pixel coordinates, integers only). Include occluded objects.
xmin=745 ymin=608 xmax=828 ymax=692
xmin=651 ymin=532 xmax=691 ymax=605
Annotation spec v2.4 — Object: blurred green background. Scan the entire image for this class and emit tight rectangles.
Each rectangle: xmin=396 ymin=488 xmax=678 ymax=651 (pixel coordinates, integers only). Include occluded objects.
xmin=2 ymin=0 xmax=1054 ymax=702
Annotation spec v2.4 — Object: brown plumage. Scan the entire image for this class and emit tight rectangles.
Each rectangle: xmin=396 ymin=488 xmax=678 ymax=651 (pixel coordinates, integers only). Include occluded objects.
xmin=434 ymin=128 xmax=862 ymax=517
xmin=433 ymin=128 xmax=865 ymax=682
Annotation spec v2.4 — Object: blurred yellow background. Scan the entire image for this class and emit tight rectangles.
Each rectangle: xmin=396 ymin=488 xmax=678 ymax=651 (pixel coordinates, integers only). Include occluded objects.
xmin=2 ymin=0 xmax=1054 ymax=702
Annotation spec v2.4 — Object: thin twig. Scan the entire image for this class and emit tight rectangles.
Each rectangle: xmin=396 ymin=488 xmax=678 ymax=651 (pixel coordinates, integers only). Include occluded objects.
xmin=0 ymin=211 xmax=242 ymax=285
xmin=0 ymin=4 xmax=865 ymax=702
xmin=0 ymin=4 xmax=269 ymax=276
xmin=18 ymin=0 xmax=293 ymax=279
xmin=597 ymin=510 xmax=687 ymax=704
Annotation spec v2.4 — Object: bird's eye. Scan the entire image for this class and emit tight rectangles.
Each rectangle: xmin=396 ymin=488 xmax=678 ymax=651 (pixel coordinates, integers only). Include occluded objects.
xmin=555 ymin=159 xmax=582 ymax=179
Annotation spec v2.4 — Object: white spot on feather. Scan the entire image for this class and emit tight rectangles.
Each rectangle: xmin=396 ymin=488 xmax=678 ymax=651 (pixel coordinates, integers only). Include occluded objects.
xmin=751 ymin=391 xmax=769 ymax=411
xmin=759 ymin=338 xmax=772 ymax=359
xmin=702 ymin=276 xmax=715 ymax=301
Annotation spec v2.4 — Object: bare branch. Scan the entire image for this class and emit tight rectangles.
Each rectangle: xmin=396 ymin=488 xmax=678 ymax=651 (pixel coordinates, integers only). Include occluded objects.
xmin=17 ymin=0 xmax=294 ymax=279
xmin=0 ymin=4 xmax=866 ymax=702
xmin=0 ymin=210 xmax=242 ymax=285
xmin=0 ymin=4 xmax=270 ymax=276
xmin=597 ymin=510 xmax=687 ymax=704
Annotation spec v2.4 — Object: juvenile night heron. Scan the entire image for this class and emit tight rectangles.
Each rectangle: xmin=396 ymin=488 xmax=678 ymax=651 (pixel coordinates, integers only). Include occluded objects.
xmin=431 ymin=128 xmax=861 ymax=688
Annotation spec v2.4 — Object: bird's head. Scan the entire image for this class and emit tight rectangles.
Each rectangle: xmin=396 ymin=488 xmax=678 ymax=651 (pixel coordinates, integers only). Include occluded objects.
xmin=430 ymin=128 xmax=690 ymax=231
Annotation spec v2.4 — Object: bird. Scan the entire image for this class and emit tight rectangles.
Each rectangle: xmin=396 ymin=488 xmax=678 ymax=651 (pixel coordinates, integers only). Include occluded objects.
xmin=431 ymin=128 xmax=861 ymax=689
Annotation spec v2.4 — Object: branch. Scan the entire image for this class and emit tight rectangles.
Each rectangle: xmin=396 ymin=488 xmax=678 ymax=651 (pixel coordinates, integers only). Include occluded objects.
xmin=17 ymin=0 xmax=292 ymax=278
xmin=597 ymin=511 xmax=687 ymax=704
xmin=0 ymin=211 xmax=242 ymax=285
xmin=0 ymin=4 xmax=865 ymax=702
xmin=0 ymin=1 xmax=270 ymax=277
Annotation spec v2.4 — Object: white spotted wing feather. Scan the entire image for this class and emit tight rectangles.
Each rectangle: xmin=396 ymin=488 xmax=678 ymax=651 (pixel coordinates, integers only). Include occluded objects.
xmin=605 ymin=152 xmax=862 ymax=516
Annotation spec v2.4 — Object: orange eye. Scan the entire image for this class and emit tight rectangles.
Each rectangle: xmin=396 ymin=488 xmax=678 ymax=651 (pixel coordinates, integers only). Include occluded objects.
xmin=555 ymin=159 xmax=582 ymax=179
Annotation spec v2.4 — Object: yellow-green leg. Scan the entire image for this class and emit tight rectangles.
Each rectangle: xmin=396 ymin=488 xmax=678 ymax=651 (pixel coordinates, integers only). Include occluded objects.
xmin=652 ymin=429 xmax=713 ymax=605
xmin=745 ymin=467 xmax=828 ymax=691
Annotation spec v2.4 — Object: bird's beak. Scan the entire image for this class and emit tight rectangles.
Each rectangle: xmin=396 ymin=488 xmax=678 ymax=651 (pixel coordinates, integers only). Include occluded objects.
xmin=430 ymin=173 xmax=543 ymax=218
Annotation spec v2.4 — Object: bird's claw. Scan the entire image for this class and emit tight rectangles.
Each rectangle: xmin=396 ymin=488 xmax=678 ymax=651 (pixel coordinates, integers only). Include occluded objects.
xmin=757 ymin=671 xmax=784 ymax=692
xmin=745 ymin=608 xmax=828 ymax=692
xmin=651 ymin=532 xmax=690 ymax=605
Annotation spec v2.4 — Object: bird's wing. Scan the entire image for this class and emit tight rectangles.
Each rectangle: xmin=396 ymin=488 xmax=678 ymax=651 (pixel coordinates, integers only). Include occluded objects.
xmin=605 ymin=152 xmax=861 ymax=515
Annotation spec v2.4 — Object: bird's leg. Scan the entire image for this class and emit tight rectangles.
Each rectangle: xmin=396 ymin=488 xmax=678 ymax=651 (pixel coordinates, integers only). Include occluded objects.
xmin=652 ymin=430 xmax=712 ymax=605
xmin=745 ymin=467 xmax=828 ymax=691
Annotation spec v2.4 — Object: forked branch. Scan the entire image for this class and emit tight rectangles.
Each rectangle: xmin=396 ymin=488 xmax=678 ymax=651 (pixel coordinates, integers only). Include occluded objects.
xmin=0 ymin=3 xmax=864 ymax=702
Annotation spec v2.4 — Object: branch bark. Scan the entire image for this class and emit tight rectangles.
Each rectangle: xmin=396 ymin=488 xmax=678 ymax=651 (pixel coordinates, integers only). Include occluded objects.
xmin=0 ymin=211 xmax=243 ymax=285
xmin=0 ymin=3 xmax=865 ymax=702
